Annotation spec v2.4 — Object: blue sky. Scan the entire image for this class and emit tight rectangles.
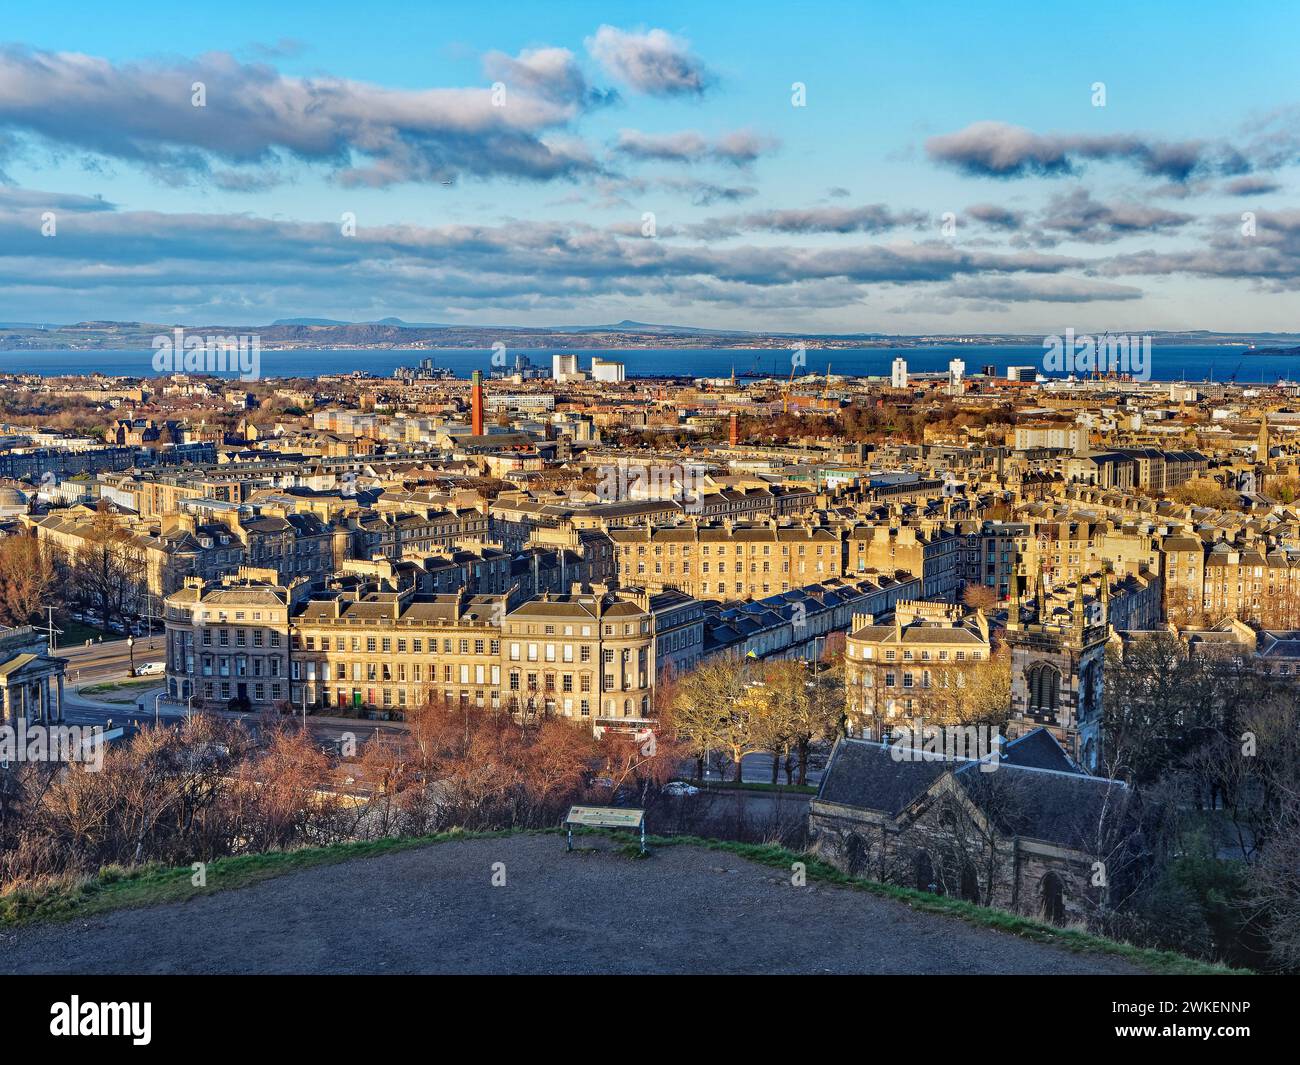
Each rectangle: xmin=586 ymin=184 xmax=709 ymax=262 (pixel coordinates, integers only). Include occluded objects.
xmin=0 ymin=0 xmax=1297 ymax=332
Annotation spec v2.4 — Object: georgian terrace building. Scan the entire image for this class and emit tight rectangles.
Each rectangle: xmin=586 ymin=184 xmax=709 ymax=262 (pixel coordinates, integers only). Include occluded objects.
xmin=842 ymin=601 xmax=992 ymax=739
xmin=610 ymin=521 xmax=845 ymax=599
xmin=162 ymin=569 xmax=692 ymax=732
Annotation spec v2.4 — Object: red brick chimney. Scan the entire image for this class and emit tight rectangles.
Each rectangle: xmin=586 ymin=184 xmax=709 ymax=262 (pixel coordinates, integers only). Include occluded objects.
xmin=729 ymin=411 xmax=739 ymax=446
xmin=471 ymin=370 xmax=484 ymax=436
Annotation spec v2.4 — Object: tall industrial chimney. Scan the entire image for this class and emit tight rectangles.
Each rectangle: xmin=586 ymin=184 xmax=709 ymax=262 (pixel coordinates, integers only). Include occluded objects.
xmin=729 ymin=411 xmax=739 ymax=447
xmin=471 ymin=370 xmax=485 ymax=436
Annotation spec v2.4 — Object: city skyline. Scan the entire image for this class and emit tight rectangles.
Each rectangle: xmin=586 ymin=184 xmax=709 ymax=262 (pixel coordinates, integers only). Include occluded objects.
xmin=0 ymin=0 xmax=1297 ymax=332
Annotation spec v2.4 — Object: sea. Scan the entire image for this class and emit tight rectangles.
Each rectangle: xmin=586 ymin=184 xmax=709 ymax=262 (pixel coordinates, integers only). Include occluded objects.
xmin=2 ymin=345 xmax=1298 ymax=385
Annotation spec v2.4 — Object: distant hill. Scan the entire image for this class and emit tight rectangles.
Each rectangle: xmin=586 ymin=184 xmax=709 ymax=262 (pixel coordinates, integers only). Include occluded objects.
xmin=2 ymin=318 xmax=1299 ymax=351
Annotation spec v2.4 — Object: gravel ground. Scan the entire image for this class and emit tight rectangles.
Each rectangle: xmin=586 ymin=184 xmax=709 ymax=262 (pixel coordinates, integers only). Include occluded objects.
xmin=0 ymin=835 xmax=1142 ymax=974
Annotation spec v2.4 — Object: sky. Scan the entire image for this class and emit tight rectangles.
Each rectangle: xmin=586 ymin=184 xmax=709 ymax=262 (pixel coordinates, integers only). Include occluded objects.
xmin=0 ymin=0 xmax=1297 ymax=333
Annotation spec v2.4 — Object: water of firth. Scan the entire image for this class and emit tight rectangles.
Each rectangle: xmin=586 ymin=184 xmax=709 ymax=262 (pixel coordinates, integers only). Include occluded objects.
xmin=2 ymin=345 xmax=1298 ymax=384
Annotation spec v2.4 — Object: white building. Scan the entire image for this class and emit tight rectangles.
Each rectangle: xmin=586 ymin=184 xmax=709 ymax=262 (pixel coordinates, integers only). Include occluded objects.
xmin=948 ymin=359 xmax=965 ymax=395
xmin=891 ymin=357 xmax=908 ymax=389
xmin=591 ymin=357 xmax=626 ymax=383
xmin=552 ymin=353 xmax=583 ymax=382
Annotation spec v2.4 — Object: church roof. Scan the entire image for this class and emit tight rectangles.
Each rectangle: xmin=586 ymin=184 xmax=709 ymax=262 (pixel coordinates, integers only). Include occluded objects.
xmin=816 ymin=729 xmax=1127 ymax=851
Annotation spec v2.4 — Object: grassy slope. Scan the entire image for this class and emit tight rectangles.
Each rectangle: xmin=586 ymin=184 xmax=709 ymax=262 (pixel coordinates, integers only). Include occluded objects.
xmin=0 ymin=828 xmax=1246 ymax=975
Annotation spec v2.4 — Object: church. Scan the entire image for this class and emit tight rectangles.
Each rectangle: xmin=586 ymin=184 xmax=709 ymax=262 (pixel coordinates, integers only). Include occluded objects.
xmin=807 ymin=564 xmax=1136 ymax=923
xmin=808 ymin=727 xmax=1137 ymax=924
xmin=1003 ymin=563 xmax=1109 ymax=772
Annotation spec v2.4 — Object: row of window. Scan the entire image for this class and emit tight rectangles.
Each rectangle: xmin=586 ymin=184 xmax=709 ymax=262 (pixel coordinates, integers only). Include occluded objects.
xmin=849 ymin=646 xmax=982 ymax=662
xmin=300 ymin=634 xmax=500 ymax=655
xmin=621 ymin=544 xmax=830 ymax=556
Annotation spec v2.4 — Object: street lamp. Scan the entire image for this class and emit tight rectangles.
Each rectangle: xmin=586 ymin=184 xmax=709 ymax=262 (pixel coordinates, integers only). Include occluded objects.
xmin=126 ymin=634 xmax=135 ymax=677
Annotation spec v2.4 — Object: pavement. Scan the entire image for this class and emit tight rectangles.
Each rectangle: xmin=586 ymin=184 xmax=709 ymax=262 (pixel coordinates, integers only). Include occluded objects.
xmin=0 ymin=834 xmax=1143 ymax=975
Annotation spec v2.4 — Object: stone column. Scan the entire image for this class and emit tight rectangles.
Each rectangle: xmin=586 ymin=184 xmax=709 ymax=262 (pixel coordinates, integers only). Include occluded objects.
xmin=56 ymin=675 xmax=65 ymax=723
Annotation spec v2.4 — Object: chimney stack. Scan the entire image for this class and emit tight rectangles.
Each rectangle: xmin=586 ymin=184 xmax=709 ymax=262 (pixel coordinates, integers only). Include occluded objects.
xmin=471 ymin=370 xmax=485 ymax=436
xmin=729 ymin=411 xmax=739 ymax=447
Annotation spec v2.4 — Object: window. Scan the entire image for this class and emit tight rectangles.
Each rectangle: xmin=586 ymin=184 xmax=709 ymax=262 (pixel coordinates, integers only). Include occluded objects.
xmin=1026 ymin=662 xmax=1062 ymax=718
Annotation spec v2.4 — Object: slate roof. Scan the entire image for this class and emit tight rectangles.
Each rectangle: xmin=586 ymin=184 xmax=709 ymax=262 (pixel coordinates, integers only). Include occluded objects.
xmin=817 ymin=739 xmax=954 ymax=816
xmin=816 ymin=728 xmax=1129 ymax=850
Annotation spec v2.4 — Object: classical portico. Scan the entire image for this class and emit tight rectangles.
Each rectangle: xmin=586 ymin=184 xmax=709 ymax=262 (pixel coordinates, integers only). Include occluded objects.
xmin=0 ymin=627 xmax=68 ymax=727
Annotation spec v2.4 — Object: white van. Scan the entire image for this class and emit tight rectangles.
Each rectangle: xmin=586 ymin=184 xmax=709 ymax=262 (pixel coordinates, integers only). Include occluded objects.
xmin=135 ymin=661 xmax=165 ymax=676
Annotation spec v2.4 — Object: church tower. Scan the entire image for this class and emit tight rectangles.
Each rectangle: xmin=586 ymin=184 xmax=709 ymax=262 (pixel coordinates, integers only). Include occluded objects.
xmin=1004 ymin=563 xmax=1109 ymax=770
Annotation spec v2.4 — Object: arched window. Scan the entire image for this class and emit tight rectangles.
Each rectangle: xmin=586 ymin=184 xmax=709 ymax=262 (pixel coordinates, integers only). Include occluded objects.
xmin=1040 ymin=872 xmax=1066 ymax=925
xmin=1026 ymin=663 xmax=1062 ymax=719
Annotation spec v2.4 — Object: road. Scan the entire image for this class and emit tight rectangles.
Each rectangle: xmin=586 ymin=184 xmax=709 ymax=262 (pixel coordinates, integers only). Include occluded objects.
xmin=57 ymin=633 xmax=165 ymax=687
xmin=52 ymin=636 xmax=829 ymax=776
xmin=701 ymin=751 xmax=826 ymax=787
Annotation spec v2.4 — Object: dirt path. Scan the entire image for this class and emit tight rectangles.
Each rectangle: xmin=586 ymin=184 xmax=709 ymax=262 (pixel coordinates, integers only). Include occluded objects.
xmin=0 ymin=836 xmax=1142 ymax=974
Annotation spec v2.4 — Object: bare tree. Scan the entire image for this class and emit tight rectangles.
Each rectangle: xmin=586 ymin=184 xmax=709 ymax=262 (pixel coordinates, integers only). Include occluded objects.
xmin=0 ymin=534 xmax=60 ymax=627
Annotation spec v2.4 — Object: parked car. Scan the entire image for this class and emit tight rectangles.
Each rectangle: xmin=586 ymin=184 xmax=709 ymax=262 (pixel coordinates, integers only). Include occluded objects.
xmin=663 ymin=781 xmax=700 ymax=797
xmin=135 ymin=661 xmax=165 ymax=676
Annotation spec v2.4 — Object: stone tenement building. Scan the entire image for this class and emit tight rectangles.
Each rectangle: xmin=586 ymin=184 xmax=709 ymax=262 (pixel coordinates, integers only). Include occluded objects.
xmin=842 ymin=601 xmax=992 ymax=739
xmin=162 ymin=569 xmax=696 ymax=731
xmin=609 ymin=521 xmax=845 ymax=599
xmin=1063 ymin=447 xmax=1208 ymax=492
xmin=1163 ymin=535 xmax=1300 ymax=629
xmin=489 ymin=484 xmax=817 ymax=552
xmin=344 ymin=505 xmax=490 ymax=559
xmin=847 ymin=523 xmax=962 ymax=600
xmin=31 ymin=504 xmax=334 ymax=604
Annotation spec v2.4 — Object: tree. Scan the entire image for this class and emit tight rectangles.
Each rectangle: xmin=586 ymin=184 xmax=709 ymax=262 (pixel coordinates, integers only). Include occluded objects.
xmin=925 ymin=644 xmax=1012 ymax=731
xmin=752 ymin=657 xmax=845 ymax=785
xmin=1250 ymin=800 xmax=1300 ymax=971
xmin=0 ymin=534 xmax=59 ymax=627
xmin=1101 ymin=634 xmax=1205 ymax=783
xmin=71 ymin=505 xmax=147 ymax=627
xmin=669 ymin=656 xmax=769 ymax=782
xmin=961 ymin=583 xmax=999 ymax=613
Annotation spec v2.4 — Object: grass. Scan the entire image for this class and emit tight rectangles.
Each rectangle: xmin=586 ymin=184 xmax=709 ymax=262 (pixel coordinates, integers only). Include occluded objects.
xmin=0 ymin=829 xmax=515 ymax=927
xmin=78 ymin=676 xmax=163 ymax=702
xmin=638 ymin=834 xmax=1248 ymax=977
xmin=54 ymin=618 xmax=112 ymax=646
xmin=0 ymin=827 xmax=1248 ymax=975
